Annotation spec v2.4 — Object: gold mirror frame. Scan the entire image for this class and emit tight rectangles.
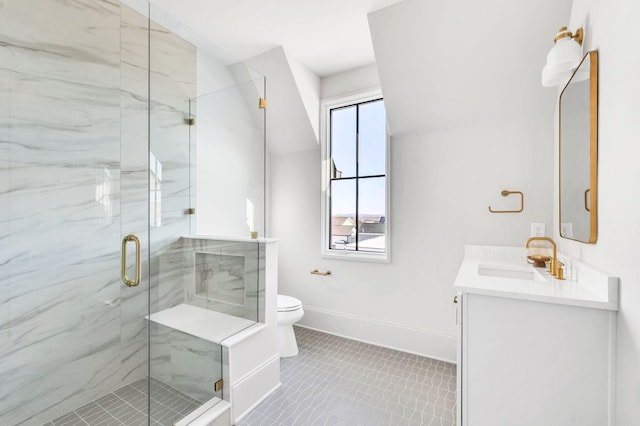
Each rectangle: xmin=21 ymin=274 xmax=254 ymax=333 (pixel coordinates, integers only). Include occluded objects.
xmin=559 ymin=50 xmax=598 ymax=243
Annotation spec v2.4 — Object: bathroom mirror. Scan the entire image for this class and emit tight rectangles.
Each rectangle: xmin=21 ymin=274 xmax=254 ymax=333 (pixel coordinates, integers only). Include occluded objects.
xmin=559 ymin=50 xmax=598 ymax=243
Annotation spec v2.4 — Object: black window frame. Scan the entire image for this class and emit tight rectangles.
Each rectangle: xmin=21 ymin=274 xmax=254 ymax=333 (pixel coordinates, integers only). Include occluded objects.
xmin=328 ymin=97 xmax=386 ymax=253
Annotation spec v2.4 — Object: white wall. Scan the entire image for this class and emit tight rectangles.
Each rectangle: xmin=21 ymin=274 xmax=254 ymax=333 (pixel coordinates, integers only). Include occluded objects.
xmin=244 ymin=47 xmax=318 ymax=155
xmin=321 ymin=63 xmax=381 ymax=99
xmin=368 ymin=0 xmax=572 ymax=138
xmin=558 ymin=0 xmax=640 ymax=423
xmin=196 ymin=49 xmax=236 ymax=96
xmin=194 ymin=83 xmax=265 ymax=238
xmin=286 ymin=52 xmax=321 ymax=142
xmin=271 ymin=5 xmax=554 ymax=361
xmin=272 ymin=122 xmax=555 ymax=361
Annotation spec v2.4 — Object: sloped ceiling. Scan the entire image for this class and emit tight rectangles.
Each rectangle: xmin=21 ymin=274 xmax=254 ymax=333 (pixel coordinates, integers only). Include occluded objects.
xmin=242 ymin=47 xmax=319 ymax=154
xmin=146 ymin=0 xmax=575 ymax=152
xmin=148 ymin=0 xmax=403 ymax=77
xmin=368 ymin=0 xmax=573 ymax=137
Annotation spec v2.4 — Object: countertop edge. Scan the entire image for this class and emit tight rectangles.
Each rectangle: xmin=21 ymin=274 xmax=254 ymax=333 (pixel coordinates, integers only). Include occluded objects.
xmin=454 ymin=283 xmax=619 ymax=311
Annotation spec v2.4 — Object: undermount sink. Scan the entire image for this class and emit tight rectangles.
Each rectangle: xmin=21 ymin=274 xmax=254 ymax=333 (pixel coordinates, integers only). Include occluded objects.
xmin=477 ymin=264 xmax=546 ymax=281
xmin=455 ymin=245 xmax=619 ymax=310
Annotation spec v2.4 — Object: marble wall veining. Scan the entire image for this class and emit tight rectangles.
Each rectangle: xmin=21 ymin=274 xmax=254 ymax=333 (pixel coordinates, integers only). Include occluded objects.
xmin=148 ymin=7 xmax=196 ymax=316
xmin=150 ymin=322 xmax=223 ymax=405
xmin=195 ymin=252 xmax=246 ymax=307
xmin=0 ymin=1 xmax=196 ymax=425
xmin=0 ymin=1 xmax=123 ymax=424
xmin=119 ymin=3 xmax=151 ymax=390
xmin=182 ymin=238 xmax=266 ymax=323
xmin=149 ymin=237 xmax=268 ymax=406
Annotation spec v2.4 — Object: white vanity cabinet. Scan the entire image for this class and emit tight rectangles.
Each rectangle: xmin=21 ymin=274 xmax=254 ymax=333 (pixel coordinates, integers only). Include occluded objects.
xmin=454 ymin=245 xmax=618 ymax=426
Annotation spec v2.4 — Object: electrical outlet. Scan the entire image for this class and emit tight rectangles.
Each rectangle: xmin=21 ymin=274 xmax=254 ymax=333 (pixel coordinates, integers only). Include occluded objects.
xmin=530 ymin=223 xmax=546 ymax=237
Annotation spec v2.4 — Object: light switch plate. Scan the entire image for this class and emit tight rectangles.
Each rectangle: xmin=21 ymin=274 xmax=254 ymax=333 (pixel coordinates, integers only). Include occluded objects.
xmin=530 ymin=223 xmax=546 ymax=237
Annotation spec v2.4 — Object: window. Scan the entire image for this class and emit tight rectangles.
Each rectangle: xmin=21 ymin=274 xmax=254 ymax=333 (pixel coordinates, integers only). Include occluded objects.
xmin=321 ymin=91 xmax=388 ymax=261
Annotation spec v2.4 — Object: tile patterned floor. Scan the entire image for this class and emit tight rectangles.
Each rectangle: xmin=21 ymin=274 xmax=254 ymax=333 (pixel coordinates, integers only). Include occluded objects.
xmin=42 ymin=377 xmax=202 ymax=426
xmin=238 ymin=326 xmax=457 ymax=426
xmin=43 ymin=327 xmax=456 ymax=426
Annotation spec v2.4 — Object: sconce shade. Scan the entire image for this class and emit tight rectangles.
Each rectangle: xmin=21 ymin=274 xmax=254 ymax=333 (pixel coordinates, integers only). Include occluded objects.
xmin=542 ymin=27 xmax=584 ymax=87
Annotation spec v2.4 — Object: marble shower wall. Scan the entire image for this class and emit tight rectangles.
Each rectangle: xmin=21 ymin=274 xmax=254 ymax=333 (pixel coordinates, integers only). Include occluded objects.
xmin=0 ymin=1 xmax=196 ymax=425
xmin=149 ymin=237 xmax=266 ymax=404
xmin=195 ymin=252 xmax=246 ymax=307
xmin=148 ymin=7 xmax=196 ymax=317
xmin=120 ymin=2 xmax=152 ymax=392
xmin=0 ymin=1 xmax=123 ymax=424
xmin=183 ymin=238 xmax=266 ymax=324
xmin=149 ymin=322 xmax=223 ymax=404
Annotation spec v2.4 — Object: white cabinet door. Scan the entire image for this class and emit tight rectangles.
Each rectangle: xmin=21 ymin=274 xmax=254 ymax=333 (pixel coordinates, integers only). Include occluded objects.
xmin=455 ymin=292 xmax=463 ymax=426
xmin=461 ymin=293 xmax=614 ymax=426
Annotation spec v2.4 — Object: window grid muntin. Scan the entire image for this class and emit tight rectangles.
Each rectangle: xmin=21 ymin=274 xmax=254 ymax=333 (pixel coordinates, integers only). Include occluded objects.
xmin=329 ymin=98 xmax=385 ymax=253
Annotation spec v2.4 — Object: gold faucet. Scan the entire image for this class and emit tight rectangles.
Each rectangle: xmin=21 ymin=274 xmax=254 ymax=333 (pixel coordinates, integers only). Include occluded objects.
xmin=525 ymin=237 xmax=560 ymax=278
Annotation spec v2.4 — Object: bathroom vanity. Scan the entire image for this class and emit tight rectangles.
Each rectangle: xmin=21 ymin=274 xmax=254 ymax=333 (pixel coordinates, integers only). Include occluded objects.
xmin=454 ymin=245 xmax=618 ymax=426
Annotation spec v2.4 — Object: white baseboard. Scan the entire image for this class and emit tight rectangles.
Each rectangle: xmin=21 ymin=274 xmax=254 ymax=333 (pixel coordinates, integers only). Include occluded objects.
xmin=299 ymin=305 xmax=457 ymax=363
xmin=233 ymin=382 xmax=281 ymax=425
xmin=230 ymin=354 xmax=281 ymax=423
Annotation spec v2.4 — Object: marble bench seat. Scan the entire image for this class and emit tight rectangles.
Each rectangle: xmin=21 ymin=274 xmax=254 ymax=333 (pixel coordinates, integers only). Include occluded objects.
xmin=147 ymin=303 xmax=256 ymax=344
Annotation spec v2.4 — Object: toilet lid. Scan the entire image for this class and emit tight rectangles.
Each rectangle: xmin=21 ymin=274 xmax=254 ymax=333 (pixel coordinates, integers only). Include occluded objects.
xmin=278 ymin=295 xmax=302 ymax=312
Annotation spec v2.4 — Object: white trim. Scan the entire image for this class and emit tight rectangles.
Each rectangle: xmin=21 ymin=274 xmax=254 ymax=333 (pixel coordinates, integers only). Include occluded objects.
xmin=298 ymin=305 xmax=457 ymax=363
xmin=320 ymin=88 xmax=391 ymax=263
xmin=321 ymin=248 xmax=390 ymax=263
xmin=228 ymin=354 xmax=281 ymax=422
xmin=607 ymin=310 xmax=617 ymax=426
xmin=233 ymin=382 xmax=282 ymax=423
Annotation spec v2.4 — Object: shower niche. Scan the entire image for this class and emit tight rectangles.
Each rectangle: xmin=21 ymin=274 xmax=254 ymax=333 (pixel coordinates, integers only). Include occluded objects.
xmin=195 ymin=252 xmax=247 ymax=307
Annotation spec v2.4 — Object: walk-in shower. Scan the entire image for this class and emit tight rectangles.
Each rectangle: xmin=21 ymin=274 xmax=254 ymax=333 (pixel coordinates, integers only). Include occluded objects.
xmin=0 ymin=1 xmax=266 ymax=424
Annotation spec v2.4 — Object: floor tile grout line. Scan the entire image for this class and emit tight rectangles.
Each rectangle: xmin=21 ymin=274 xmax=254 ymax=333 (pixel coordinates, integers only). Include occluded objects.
xmin=93 ymin=398 xmax=130 ymax=425
xmin=111 ymin=387 xmax=151 ymax=418
xmin=69 ymin=411 xmax=91 ymax=426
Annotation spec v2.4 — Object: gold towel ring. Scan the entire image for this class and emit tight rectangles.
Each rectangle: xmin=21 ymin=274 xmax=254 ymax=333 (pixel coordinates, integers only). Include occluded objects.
xmin=488 ymin=190 xmax=524 ymax=214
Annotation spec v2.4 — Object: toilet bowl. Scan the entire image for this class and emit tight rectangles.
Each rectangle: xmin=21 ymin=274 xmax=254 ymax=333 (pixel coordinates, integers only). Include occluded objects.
xmin=276 ymin=295 xmax=304 ymax=357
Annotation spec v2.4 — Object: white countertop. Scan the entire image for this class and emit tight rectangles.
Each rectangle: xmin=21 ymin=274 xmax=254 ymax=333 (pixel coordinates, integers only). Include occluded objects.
xmin=454 ymin=245 xmax=618 ymax=311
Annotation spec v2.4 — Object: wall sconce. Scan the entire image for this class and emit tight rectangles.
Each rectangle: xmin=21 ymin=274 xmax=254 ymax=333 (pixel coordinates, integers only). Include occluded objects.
xmin=541 ymin=26 xmax=585 ymax=87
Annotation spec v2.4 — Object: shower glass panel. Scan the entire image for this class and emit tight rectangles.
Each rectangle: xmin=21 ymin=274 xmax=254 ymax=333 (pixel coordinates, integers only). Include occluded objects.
xmin=147 ymin=3 xmax=227 ymax=423
xmin=190 ymin=77 xmax=266 ymax=239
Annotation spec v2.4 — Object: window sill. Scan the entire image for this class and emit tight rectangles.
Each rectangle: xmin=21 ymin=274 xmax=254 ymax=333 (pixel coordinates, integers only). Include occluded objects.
xmin=321 ymin=250 xmax=390 ymax=263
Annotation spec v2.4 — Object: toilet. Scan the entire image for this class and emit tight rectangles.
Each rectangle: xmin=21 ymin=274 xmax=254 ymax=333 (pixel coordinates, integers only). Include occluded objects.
xmin=276 ymin=295 xmax=304 ymax=357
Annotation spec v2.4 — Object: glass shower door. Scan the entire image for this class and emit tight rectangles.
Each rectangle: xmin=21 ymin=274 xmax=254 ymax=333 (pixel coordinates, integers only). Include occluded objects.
xmin=146 ymin=4 xmax=225 ymax=425
xmin=0 ymin=1 xmax=227 ymax=424
xmin=0 ymin=1 xmax=223 ymax=424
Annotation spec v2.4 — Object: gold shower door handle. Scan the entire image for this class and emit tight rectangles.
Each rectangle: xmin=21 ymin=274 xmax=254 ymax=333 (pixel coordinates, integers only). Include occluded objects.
xmin=121 ymin=234 xmax=141 ymax=287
